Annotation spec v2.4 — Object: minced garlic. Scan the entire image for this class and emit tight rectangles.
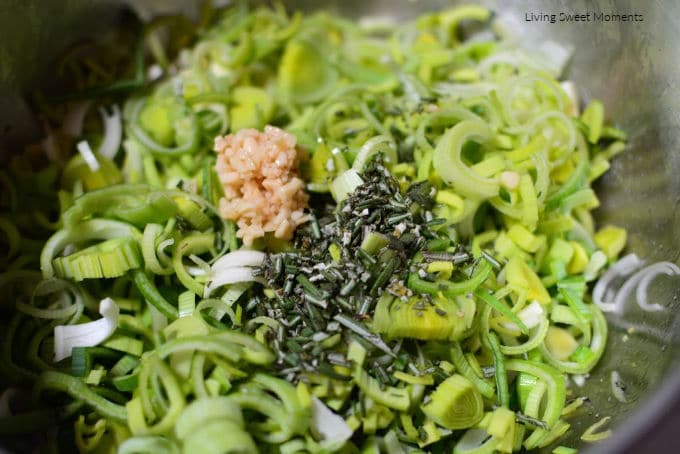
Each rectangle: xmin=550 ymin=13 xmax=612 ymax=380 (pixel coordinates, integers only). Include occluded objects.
xmin=214 ymin=125 xmax=308 ymax=246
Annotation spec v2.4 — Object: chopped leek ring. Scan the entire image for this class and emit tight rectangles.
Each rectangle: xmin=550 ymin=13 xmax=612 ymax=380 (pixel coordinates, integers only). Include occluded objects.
xmin=580 ymin=416 xmax=612 ymax=442
xmin=433 ymin=119 xmax=498 ymax=198
xmin=182 ymin=419 xmax=257 ymax=454
xmin=41 ymin=219 xmax=141 ymax=279
xmin=505 ymin=360 xmax=566 ymax=428
xmin=421 ymin=374 xmax=483 ymax=430
xmin=539 ymin=304 xmax=607 ymax=374
xmin=353 ymin=367 xmax=411 ymax=411
xmin=53 ymin=237 xmax=141 ymax=281
xmin=453 ymin=428 xmax=499 ymax=454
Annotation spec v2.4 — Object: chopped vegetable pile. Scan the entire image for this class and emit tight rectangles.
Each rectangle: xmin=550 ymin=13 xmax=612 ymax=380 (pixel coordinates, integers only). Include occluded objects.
xmin=0 ymin=2 xmax=633 ymax=453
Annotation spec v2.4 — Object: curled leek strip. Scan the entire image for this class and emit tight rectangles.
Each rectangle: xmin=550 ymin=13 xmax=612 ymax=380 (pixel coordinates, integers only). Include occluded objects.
xmin=174 ymin=397 xmax=243 ymax=439
xmin=539 ymin=304 xmax=607 ymax=374
xmin=62 ymin=183 xmax=154 ymax=227
xmin=15 ymin=278 xmax=85 ymax=322
xmin=132 ymin=270 xmax=179 ymax=320
xmin=432 ymin=119 xmax=497 ymax=199
xmin=141 ymin=223 xmax=175 ymax=276
xmin=53 ymin=297 xmax=120 ymax=362
xmin=35 ymin=371 xmax=127 ymax=422
xmin=483 ymin=304 xmax=550 ymax=356
xmin=505 ymin=359 xmax=566 ymax=435
xmin=352 ymin=135 xmax=398 ymax=171
xmin=182 ymin=419 xmax=257 ymax=454
xmin=230 ymin=374 xmax=309 ymax=444
xmin=155 ymin=335 xmax=242 ymax=363
xmin=172 ymin=232 xmax=215 ymax=295
xmin=130 ymin=354 xmax=185 ymax=435
xmin=408 ymin=259 xmax=492 ymax=299
xmin=127 ymin=97 xmax=201 ymax=157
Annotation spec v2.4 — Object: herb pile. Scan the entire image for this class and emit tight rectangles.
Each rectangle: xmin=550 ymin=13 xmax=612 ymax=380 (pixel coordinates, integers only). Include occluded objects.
xmin=257 ymin=159 xmax=447 ymax=378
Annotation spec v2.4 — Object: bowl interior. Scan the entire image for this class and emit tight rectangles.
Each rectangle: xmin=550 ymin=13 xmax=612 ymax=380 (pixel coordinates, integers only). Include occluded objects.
xmin=1 ymin=1 xmax=679 ymax=452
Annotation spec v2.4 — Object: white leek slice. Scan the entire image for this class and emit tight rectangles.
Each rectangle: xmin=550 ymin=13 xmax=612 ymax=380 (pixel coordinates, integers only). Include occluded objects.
xmin=453 ymin=428 xmax=497 ymax=453
xmin=519 ymin=301 xmax=544 ymax=329
xmin=584 ymin=250 xmax=608 ymax=282
xmin=76 ymin=140 xmax=100 ymax=172
xmin=53 ymin=297 xmax=119 ymax=362
xmin=97 ymin=105 xmax=122 ymax=160
xmin=572 ymin=374 xmax=587 ymax=387
xmin=500 ymin=301 xmax=544 ymax=335
xmin=147 ymin=63 xmax=163 ymax=81
xmin=211 ymin=250 xmax=266 ymax=273
xmin=204 ymin=267 xmax=260 ymax=298
xmin=609 ymin=261 xmax=680 ymax=313
xmin=310 ymin=397 xmax=353 ymax=449
xmin=205 ymin=250 xmax=266 ymax=297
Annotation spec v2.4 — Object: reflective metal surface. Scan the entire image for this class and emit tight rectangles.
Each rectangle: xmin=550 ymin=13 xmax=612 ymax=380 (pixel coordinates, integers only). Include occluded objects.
xmin=1 ymin=1 xmax=679 ymax=452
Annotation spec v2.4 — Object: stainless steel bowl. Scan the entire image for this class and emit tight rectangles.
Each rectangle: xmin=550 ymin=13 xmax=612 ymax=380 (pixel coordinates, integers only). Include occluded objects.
xmin=2 ymin=1 xmax=679 ymax=452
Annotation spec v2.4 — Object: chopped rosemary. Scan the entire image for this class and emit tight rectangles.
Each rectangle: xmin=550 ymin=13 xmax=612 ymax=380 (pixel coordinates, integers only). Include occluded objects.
xmin=255 ymin=159 xmax=442 ymax=378
xmin=515 ymin=411 xmax=550 ymax=430
xmin=333 ymin=314 xmax=395 ymax=358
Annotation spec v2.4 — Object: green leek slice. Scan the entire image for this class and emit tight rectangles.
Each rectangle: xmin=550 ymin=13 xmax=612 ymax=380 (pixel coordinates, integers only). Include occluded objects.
xmin=53 ymin=237 xmax=141 ymax=281
xmin=372 ymin=294 xmax=467 ymax=341
xmin=421 ymin=374 xmax=484 ymax=430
